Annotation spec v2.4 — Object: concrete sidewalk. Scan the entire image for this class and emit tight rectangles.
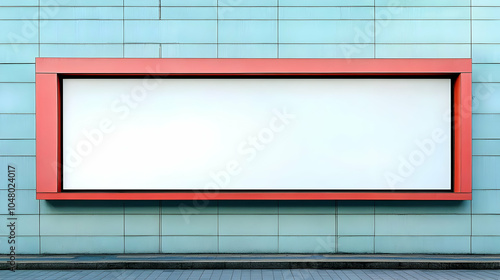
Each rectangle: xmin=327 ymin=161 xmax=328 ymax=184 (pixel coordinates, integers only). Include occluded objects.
xmin=2 ymin=254 xmax=500 ymax=270
xmin=3 ymin=269 xmax=500 ymax=280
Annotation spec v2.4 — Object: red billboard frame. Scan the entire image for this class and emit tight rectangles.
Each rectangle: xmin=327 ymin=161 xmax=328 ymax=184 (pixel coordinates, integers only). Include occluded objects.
xmin=36 ymin=58 xmax=472 ymax=200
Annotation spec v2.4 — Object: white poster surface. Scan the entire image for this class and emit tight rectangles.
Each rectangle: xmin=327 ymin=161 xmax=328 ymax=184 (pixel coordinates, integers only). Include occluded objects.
xmin=62 ymin=78 xmax=451 ymax=190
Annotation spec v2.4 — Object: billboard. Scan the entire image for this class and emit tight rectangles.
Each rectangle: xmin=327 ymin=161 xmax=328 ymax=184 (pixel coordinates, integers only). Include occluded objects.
xmin=36 ymin=58 xmax=471 ymax=200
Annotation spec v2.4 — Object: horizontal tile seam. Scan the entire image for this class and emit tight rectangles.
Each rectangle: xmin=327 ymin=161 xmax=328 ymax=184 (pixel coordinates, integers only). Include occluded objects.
xmin=23 ymin=213 xmax=482 ymax=215
xmin=0 ymin=18 xmax=481 ymax=20
xmin=20 ymin=18 xmax=480 ymax=20
xmin=0 ymin=6 xmax=481 ymax=8
xmin=0 ymin=43 xmax=486 ymax=44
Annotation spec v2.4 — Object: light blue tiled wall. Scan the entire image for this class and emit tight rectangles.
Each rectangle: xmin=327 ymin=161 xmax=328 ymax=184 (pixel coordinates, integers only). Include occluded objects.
xmin=1 ymin=0 xmax=499 ymax=254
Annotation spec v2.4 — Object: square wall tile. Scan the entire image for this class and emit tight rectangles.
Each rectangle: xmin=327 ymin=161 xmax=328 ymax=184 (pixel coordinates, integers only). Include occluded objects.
xmin=280 ymin=20 xmax=373 ymax=43
xmin=124 ymin=44 xmax=160 ymax=58
xmin=473 ymin=215 xmax=500 ymax=235
xmin=162 ymin=236 xmax=218 ymax=253
xmin=472 ymin=236 xmax=500 ymax=254
xmin=125 ymin=215 xmax=160 ymax=236
xmin=40 ymin=20 xmax=123 ymax=43
xmin=125 ymin=236 xmax=160 ymax=253
xmin=219 ymin=20 xmax=277 ymax=43
xmin=41 ymin=236 xmax=124 ymax=254
xmin=0 ymin=190 xmax=38 ymax=215
xmin=376 ymin=20 xmax=470 ymax=43
xmin=473 ymin=156 xmax=500 ymax=189
xmin=40 ymin=215 xmax=123 ymax=235
xmin=473 ymin=114 xmax=500 ymax=138
xmin=219 ymin=236 xmax=278 ymax=253
xmin=472 ymin=83 xmax=500 ymax=113
xmin=218 ymin=44 xmax=277 ymax=58
xmin=472 ymin=190 xmax=500 ymax=214
xmin=0 ymin=64 xmax=35 ymax=82
xmin=473 ymin=45 xmax=500 ymax=63
xmin=338 ymin=215 xmax=374 ymax=236
xmin=0 ymin=114 xmax=35 ymax=139
xmin=0 ymin=83 xmax=35 ymax=113
xmin=375 ymin=215 xmax=471 ymax=236
xmin=0 ymin=236 xmax=39 ymax=254
xmin=375 ymin=200 xmax=470 ymax=215
xmin=338 ymin=236 xmax=374 ymax=253
xmin=0 ymin=44 xmax=38 ymax=63
xmin=0 ymin=140 xmax=35 ymax=156
xmin=162 ymin=215 xmax=217 ymax=235
xmin=0 ymin=214 xmax=38 ymax=236
xmin=279 ymin=236 xmax=335 ymax=253
xmin=219 ymin=215 xmax=277 ymax=235
xmin=280 ymin=215 xmax=335 ymax=235
xmin=0 ymin=157 xmax=35 ymax=189
xmin=161 ymin=44 xmax=217 ymax=58
xmin=375 ymin=236 xmax=470 ymax=254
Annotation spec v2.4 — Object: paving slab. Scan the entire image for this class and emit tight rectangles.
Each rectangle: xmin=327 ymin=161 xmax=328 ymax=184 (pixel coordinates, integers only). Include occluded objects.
xmin=2 ymin=254 xmax=500 ymax=270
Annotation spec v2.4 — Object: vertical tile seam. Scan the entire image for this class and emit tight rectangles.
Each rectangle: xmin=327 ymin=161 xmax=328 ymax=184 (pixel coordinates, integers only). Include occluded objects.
xmin=123 ymin=202 xmax=125 ymax=253
xmin=38 ymin=0 xmax=41 ymax=255
xmin=216 ymin=0 xmax=219 ymax=58
xmin=217 ymin=201 xmax=219 ymax=253
xmin=159 ymin=201 xmax=162 ymax=253
xmin=37 ymin=0 xmax=40 ymax=57
xmin=335 ymin=201 xmax=338 ymax=253
xmin=122 ymin=0 xmax=124 ymax=58
xmin=470 ymin=0 xmax=472 ymax=59
xmin=38 ymin=195 xmax=41 ymax=254
xmin=373 ymin=201 xmax=376 ymax=253
xmin=277 ymin=0 xmax=279 ymax=58
xmin=277 ymin=201 xmax=280 ymax=253
xmin=159 ymin=0 xmax=162 ymax=58
xmin=373 ymin=0 xmax=376 ymax=58
xmin=470 ymin=0 xmax=473 ymax=254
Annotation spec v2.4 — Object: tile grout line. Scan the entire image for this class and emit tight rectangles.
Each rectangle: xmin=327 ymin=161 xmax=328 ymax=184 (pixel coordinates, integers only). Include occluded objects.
xmin=335 ymin=201 xmax=338 ymax=253
xmin=373 ymin=0 xmax=376 ymax=58
xmin=123 ymin=202 xmax=125 ymax=253
xmin=159 ymin=201 xmax=162 ymax=253
xmin=217 ymin=201 xmax=220 ymax=253
xmin=277 ymin=201 xmax=280 ymax=253
xmin=277 ymin=0 xmax=279 ymax=58
xmin=470 ymin=0 xmax=472 ymax=60
xmin=216 ymin=0 xmax=218 ymax=58
xmin=122 ymin=0 xmax=124 ymax=58
xmin=37 ymin=0 xmax=40 ymax=58
xmin=373 ymin=201 xmax=376 ymax=254
xmin=159 ymin=0 xmax=162 ymax=58
xmin=470 ymin=0 xmax=473 ymax=255
xmin=38 ymin=0 xmax=41 ymax=255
